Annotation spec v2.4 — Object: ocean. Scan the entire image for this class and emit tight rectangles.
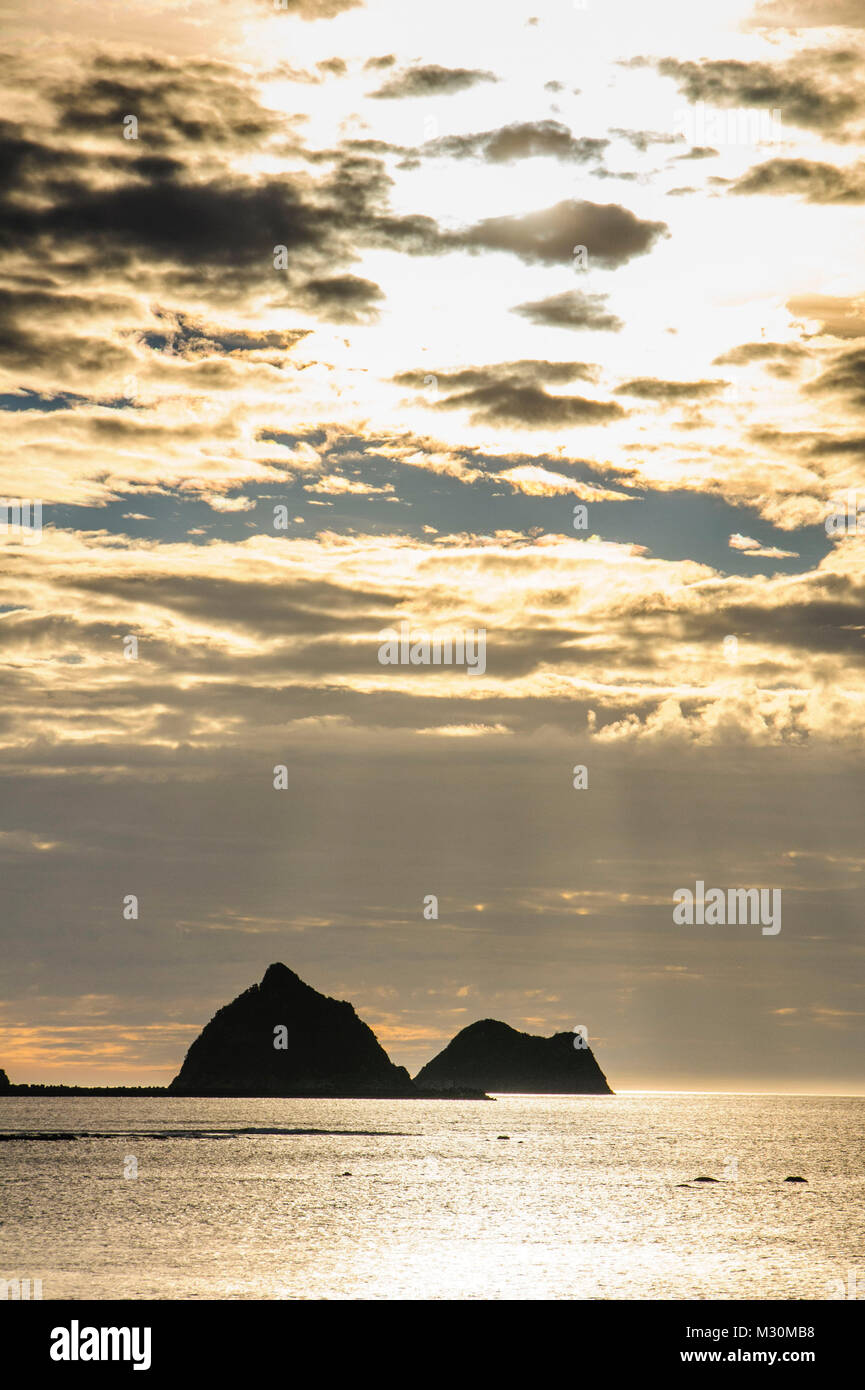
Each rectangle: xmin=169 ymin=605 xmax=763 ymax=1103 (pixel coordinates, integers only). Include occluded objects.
xmin=1 ymin=1093 xmax=862 ymax=1300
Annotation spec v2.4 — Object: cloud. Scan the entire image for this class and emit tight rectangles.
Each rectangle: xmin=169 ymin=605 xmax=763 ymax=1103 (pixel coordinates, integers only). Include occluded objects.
xmin=454 ymin=390 xmax=623 ymax=429
xmin=304 ymin=474 xmax=395 ymax=495
xmin=317 ymin=57 xmax=348 ymax=78
xmin=732 ymin=157 xmax=865 ymax=201
xmin=269 ymin=0 xmax=362 ymax=16
xmin=49 ymin=58 xmax=286 ymax=149
xmin=203 ymin=493 xmax=258 ymax=513
xmin=712 ymin=340 xmax=808 ymax=378
xmin=729 ymin=533 xmax=799 ymax=558
xmin=496 ymin=465 xmax=631 ymax=498
xmin=806 ymin=348 xmax=865 ymax=406
xmin=714 ymin=341 xmax=807 ymax=366
xmin=787 ymin=294 xmax=865 ymax=338
xmin=511 ymin=289 xmax=623 ymax=332
xmin=424 ymin=121 xmax=607 ymax=165
xmin=139 ymin=314 xmax=312 ymax=359
xmin=459 ymin=199 xmax=668 ymax=268
xmin=749 ymin=0 xmax=865 ymax=27
xmin=615 ymin=378 xmax=727 ymax=400
xmin=394 ymin=360 xmax=624 ymax=428
xmin=298 ymin=275 xmax=384 ymax=321
xmin=655 ymin=50 xmax=865 ymax=140
xmin=396 ymin=360 xmax=598 ymax=390
xmin=610 ymin=127 xmax=684 ymax=152
xmin=6 ymin=526 xmax=865 ymax=754
xmin=674 ymin=146 xmax=720 ymax=160
xmin=370 ymin=65 xmax=498 ymax=99
xmin=0 ymin=286 xmax=134 ymax=380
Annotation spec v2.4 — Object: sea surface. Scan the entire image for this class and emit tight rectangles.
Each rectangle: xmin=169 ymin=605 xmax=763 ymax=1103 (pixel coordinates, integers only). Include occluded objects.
xmin=0 ymin=1094 xmax=862 ymax=1300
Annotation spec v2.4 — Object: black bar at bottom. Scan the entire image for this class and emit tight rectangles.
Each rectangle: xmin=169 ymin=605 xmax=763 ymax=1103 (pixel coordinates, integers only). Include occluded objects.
xmin=7 ymin=1298 xmax=856 ymax=1376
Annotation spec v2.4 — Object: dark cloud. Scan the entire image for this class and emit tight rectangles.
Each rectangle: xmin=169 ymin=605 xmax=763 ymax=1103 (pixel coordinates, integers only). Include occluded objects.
xmin=363 ymin=54 xmax=396 ymax=70
xmin=142 ymin=315 xmax=311 ymax=357
xmin=806 ymin=348 xmax=865 ymax=406
xmin=732 ymin=157 xmax=865 ymax=201
xmin=57 ymin=572 xmax=395 ymax=637
xmin=787 ymin=293 xmax=865 ymax=338
xmin=394 ymin=360 xmax=624 ymax=428
xmin=655 ymin=50 xmax=865 ymax=140
xmin=2 ymin=175 xmax=317 ymax=265
xmin=0 ymin=120 xmax=92 ymax=185
xmin=0 ymin=112 xmax=445 ymax=322
xmin=424 ymin=121 xmax=607 ymax=165
xmin=299 ymin=274 xmax=384 ymax=321
xmin=748 ymin=425 xmax=865 ymax=458
xmin=265 ymin=63 xmax=321 ymax=84
xmin=342 ymin=137 xmax=410 ymax=156
xmin=615 ymin=378 xmax=727 ymax=400
xmin=454 ymin=385 xmax=622 ymax=427
xmin=679 ymin=581 xmax=865 ymax=660
xmin=0 ymin=287 xmax=133 ymax=378
xmin=395 ymin=361 xmax=598 ymax=390
xmin=51 ymin=61 xmax=285 ymax=149
xmin=0 ymin=285 xmax=133 ymax=326
xmin=370 ymin=65 xmax=498 ymax=99
xmin=807 ymin=433 xmax=865 ymax=456
xmin=317 ymin=58 xmax=348 ymax=78
xmin=459 ymin=199 xmax=668 ymax=268
xmin=511 ymin=289 xmax=623 ymax=332
xmin=674 ymin=146 xmax=720 ymax=160
xmin=0 ymin=55 xmax=450 ymax=312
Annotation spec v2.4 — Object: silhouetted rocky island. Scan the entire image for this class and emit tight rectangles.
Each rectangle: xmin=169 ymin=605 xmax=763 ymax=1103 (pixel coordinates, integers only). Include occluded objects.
xmin=169 ymin=963 xmax=417 ymax=1097
xmin=0 ymin=1068 xmax=10 ymax=1092
xmin=414 ymin=1019 xmax=613 ymax=1094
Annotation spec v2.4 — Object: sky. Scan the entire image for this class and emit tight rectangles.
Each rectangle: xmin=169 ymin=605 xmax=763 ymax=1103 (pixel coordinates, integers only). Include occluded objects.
xmin=0 ymin=0 xmax=864 ymax=1092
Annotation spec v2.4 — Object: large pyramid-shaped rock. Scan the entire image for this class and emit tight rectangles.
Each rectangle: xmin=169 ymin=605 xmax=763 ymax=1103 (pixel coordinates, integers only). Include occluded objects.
xmin=169 ymin=963 xmax=415 ymax=1097
xmin=415 ymin=1019 xmax=613 ymax=1094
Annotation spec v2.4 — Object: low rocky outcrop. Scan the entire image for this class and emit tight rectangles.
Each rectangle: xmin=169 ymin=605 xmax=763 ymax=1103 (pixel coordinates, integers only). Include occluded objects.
xmin=415 ymin=1018 xmax=613 ymax=1094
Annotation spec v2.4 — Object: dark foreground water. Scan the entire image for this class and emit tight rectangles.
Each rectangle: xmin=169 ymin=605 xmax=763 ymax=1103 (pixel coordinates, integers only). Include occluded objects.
xmin=1 ymin=1093 xmax=862 ymax=1299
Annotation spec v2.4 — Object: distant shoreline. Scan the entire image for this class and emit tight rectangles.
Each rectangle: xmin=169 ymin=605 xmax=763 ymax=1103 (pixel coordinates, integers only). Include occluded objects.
xmin=2 ymin=1084 xmax=493 ymax=1099
xmin=4 ymin=1085 xmax=168 ymax=1096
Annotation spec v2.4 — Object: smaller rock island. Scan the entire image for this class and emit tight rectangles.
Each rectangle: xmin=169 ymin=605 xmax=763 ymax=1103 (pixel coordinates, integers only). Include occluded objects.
xmin=414 ymin=1018 xmax=613 ymax=1094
